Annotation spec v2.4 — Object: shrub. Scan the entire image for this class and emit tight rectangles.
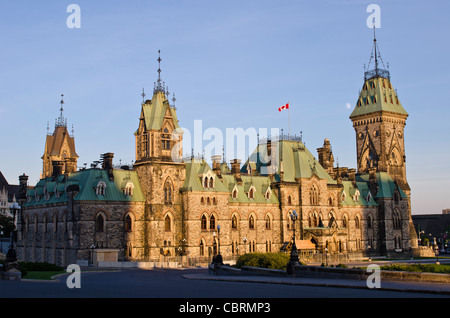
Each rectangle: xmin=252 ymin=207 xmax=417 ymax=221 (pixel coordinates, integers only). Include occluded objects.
xmin=18 ymin=261 xmax=64 ymax=276
xmin=235 ymin=253 xmax=298 ymax=270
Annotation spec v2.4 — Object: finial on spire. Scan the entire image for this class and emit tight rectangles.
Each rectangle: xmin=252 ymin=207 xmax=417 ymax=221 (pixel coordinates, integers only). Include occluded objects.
xmin=154 ymin=50 xmax=167 ymax=94
xmin=172 ymin=93 xmax=176 ymax=109
xmin=157 ymin=49 xmax=162 ymax=83
xmin=56 ymin=94 xmax=67 ymax=127
xmin=141 ymin=88 xmax=146 ymax=103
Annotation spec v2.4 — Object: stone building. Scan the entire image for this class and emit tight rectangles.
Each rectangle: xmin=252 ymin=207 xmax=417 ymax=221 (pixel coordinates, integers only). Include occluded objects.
xmin=17 ymin=33 xmax=419 ymax=266
xmin=0 ymin=171 xmax=20 ymax=218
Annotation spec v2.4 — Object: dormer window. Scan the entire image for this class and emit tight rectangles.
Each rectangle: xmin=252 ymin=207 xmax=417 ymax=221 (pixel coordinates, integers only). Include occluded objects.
xmin=96 ymin=181 xmax=106 ymax=196
xmin=353 ymin=189 xmax=360 ymax=202
xmin=341 ymin=190 xmax=346 ymax=202
xmin=265 ymin=190 xmax=271 ymax=200
xmin=248 ymin=187 xmax=255 ymax=200
xmin=232 ymin=188 xmax=238 ymax=199
xmin=123 ymin=182 xmax=134 ymax=196
xmin=201 ymin=172 xmax=215 ymax=189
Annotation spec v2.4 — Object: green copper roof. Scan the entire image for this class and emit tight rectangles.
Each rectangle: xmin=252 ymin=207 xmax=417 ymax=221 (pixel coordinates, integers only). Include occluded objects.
xmin=340 ymin=180 xmax=377 ymax=206
xmin=356 ymin=172 xmax=408 ymax=199
xmin=140 ymin=91 xmax=180 ymax=132
xmin=350 ymin=76 xmax=408 ymax=118
xmin=181 ymin=158 xmax=278 ymax=204
xmin=242 ymin=140 xmax=336 ymax=184
xmin=24 ymin=168 xmax=145 ymax=207
xmin=181 ymin=159 xmax=229 ymax=193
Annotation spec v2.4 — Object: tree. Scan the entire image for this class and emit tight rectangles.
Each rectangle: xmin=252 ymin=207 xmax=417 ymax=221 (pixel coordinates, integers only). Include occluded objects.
xmin=0 ymin=214 xmax=15 ymax=238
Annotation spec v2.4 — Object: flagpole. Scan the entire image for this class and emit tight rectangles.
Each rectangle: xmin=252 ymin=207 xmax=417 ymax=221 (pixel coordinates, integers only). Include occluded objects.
xmin=288 ymin=101 xmax=291 ymax=138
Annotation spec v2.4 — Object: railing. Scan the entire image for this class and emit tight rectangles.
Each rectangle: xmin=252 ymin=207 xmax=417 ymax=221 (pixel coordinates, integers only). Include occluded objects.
xmin=364 ymin=68 xmax=390 ymax=80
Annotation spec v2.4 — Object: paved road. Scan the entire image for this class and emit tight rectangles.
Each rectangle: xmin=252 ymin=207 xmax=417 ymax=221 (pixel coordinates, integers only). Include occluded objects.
xmin=0 ymin=268 xmax=447 ymax=299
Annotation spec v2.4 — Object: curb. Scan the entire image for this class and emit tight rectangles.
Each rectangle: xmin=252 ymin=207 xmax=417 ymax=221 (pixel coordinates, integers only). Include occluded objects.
xmin=182 ymin=274 xmax=450 ymax=296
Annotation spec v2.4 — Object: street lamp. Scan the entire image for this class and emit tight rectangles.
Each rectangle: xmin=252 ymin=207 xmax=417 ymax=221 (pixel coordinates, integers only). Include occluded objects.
xmin=287 ymin=210 xmax=300 ymax=274
xmin=243 ymin=237 xmax=247 ymax=254
xmin=216 ymin=225 xmax=222 ymax=264
xmin=434 ymin=237 xmax=440 ymax=265
xmin=90 ymin=244 xmax=96 ymax=266
xmin=5 ymin=202 xmax=20 ymax=264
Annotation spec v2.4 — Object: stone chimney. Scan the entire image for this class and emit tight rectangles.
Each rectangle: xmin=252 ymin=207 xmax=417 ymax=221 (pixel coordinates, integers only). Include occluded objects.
xmin=231 ymin=159 xmax=242 ymax=184
xmin=64 ymin=157 xmax=77 ymax=175
xmin=317 ymin=138 xmax=334 ymax=172
xmin=18 ymin=173 xmax=28 ymax=202
xmin=101 ymin=153 xmax=114 ymax=180
xmin=211 ymin=155 xmax=222 ymax=178
xmin=348 ymin=168 xmax=356 ymax=182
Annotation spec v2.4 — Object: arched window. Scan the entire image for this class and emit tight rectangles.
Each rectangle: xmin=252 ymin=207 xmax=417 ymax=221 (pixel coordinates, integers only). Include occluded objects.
xmin=355 ymin=215 xmax=360 ymax=229
xmin=232 ymin=215 xmax=238 ymax=229
xmin=209 ymin=215 xmax=216 ymax=230
xmin=164 ymin=215 xmax=171 ymax=231
xmin=203 ymin=177 xmax=208 ymax=188
xmin=164 ymin=180 xmax=173 ymax=204
xmin=124 ymin=214 xmax=132 ymax=232
xmin=95 ymin=214 xmax=104 ymax=232
xmin=232 ymin=189 xmax=238 ymax=199
xmin=367 ymin=215 xmax=373 ymax=229
xmin=249 ymin=215 xmax=255 ymax=229
xmin=249 ymin=188 xmax=254 ymax=199
xmin=288 ymin=196 xmax=292 ymax=205
xmin=201 ymin=215 xmax=207 ymax=230
xmin=342 ymin=215 xmax=348 ymax=228
xmin=209 ymin=177 xmax=214 ymax=188
xmin=265 ymin=214 xmax=271 ymax=230
xmin=200 ymin=240 xmax=205 ymax=256
xmin=308 ymin=213 xmax=312 ymax=227
xmin=162 ymin=128 xmax=171 ymax=150
xmin=310 ymin=185 xmax=319 ymax=205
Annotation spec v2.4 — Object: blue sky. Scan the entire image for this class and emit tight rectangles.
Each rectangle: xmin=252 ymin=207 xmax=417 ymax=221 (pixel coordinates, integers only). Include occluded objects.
xmin=0 ymin=0 xmax=449 ymax=214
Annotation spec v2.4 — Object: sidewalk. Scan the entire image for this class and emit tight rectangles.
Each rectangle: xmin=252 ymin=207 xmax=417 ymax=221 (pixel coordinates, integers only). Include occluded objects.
xmin=182 ymin=273 xmax=450 ymax=295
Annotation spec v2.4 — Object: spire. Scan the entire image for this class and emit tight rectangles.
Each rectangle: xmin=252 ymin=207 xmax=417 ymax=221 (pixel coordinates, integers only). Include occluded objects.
xmin=364 ymin=26 xmax=389 ymax=80
xmin=153 ymin=50 xmax=166 ymax=94
xmin=56 ymin=94 xmax=67 ymax=127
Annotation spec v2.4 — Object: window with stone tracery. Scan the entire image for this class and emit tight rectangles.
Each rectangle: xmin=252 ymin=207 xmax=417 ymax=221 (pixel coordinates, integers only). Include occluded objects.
xmin=162 ymin=128 xmax=171 ymax=150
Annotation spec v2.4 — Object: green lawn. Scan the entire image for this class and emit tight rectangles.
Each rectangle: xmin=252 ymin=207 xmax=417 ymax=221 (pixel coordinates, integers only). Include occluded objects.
xmin=379 ymin=263 xmax=450 ymax=274
xmin=22 ymin=271 xmax=66 ymax=280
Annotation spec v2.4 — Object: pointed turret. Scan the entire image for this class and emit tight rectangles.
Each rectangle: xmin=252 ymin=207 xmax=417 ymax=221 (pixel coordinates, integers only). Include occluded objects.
xmin=134 ymin=50 xmax=183 ymax=163
xmin=41 ymin=95 xmax=78 ymax=179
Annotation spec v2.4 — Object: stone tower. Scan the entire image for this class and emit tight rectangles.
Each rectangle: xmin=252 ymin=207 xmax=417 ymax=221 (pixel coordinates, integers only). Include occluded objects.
xmin=41 ymin=95 xmax=78 ymax=179
xmin=133 ymin=51 xmax=186 ymax=259
xmin=350 ymin=30 xmax=418 ymax=256
xmin=349 ymin=32 xmax=409 ymax=195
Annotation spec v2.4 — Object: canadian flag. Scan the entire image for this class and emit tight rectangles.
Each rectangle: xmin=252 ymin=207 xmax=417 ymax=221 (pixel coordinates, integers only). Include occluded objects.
xmin=278 ymin=103 xmax=289 ymax=112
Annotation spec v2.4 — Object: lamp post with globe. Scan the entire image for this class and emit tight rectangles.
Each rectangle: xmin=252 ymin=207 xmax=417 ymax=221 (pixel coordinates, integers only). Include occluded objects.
xmin=286 ymin=210 xmax=301 ymax=275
